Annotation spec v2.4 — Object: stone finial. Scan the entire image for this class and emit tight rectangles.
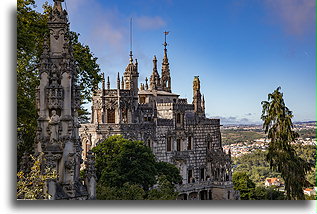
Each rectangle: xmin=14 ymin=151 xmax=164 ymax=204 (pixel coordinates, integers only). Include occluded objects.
xmin=129 ymin=51 xmax=133 ymax=64
xmin=102 ymin=73 xmax=105 ymax=90
xmin=153 ymin=55 xmax=157 ymax=68
xmin=53 ymin=0 xmax=64 ymax=12
xmin=107 ymin=76 xmax=110 ymax=89
xmin=117 ymin=72 xmax=120 ymax=89
xmin=145 ymin=77 xmax=148 ymax=90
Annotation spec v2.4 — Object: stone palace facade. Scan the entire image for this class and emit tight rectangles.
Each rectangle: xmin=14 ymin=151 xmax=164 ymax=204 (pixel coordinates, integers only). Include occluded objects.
xmin=79 ymin=33 xmax=237 ymax=200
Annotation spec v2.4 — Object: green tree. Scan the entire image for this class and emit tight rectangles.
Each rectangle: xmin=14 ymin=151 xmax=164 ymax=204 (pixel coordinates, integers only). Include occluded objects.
xmin=232 ymin=171 xmax=256 ymax=200
xmin=96 ymin=183 xmax=145 ymax=200
xmin=17 ymin=0 xmax=102 ymax=170
xmin=146 ymin=175 xmax=179 ymax=200
xmin=155 ymin=161 xmax=183 ymax=184
xmin=253 ymin=186 xmax=285 ymax=200
xmin=92 ymin=135 xmax=158 ymax=190
xmin=17 ymin=153 xmax=57 ymax=199
xmin=92 ymin=135 xmax=181 ymax=200
xmin=261 ymin=87 xmax=312 ymax=199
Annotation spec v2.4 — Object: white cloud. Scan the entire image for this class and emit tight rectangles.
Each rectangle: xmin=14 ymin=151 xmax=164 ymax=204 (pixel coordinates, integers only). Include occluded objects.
xmin=263 ymin=0 xmax=315 ymax=36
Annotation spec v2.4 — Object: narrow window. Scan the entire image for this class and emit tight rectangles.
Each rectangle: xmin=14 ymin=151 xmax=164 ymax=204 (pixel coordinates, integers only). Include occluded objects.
xmin=176 ymin=113 xmax=181 ymax=123
xmin=167 ymin=137 xmax=172 ymax=151
xmin=107 ymin=109 xmax=115 ymax=123
xmin=176 ymin=139 xmax=181 ymax=151
xmin=187 ymin=136 xmax=192 ymax=150
xmin=188 ymin=169 xmax=193 ymax=183
xmin=200 ymin=168 xmax=205 ymax=181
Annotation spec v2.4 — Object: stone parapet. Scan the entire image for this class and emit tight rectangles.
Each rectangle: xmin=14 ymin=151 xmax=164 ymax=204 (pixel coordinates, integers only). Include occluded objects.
xmin=176 ymin=180 xmax=233 ymax=193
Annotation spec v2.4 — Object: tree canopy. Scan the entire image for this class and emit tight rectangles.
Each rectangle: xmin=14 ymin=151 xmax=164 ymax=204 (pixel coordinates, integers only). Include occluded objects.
xmin=232 ymin=171 xmax=256 ymax=200
xmin=92 ymin=135 xmax=181 ymax=200
xmin=17 ymin=0 xmax=102 ymax=170
xmin=261 ymin=87 xmax=312 ymax=199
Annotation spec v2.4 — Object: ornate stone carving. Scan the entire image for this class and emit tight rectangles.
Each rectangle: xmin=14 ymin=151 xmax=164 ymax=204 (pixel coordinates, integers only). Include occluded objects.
xmin=84 ymin=151 xmax=96 ymax=180
xmin=48 ymin=110 xmax=60 ymax=143
xmin=45 ymin=153 xmax=62 ymax=169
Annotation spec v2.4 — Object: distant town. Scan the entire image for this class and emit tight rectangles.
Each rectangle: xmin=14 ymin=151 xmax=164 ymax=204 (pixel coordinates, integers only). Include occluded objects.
xmin=221 ymin=121 xmax=316 ymax=158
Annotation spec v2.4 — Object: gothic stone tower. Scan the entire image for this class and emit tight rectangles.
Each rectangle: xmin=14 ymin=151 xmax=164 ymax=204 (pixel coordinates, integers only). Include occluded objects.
xmin=35 ymin=0 xmax=95 ymax=200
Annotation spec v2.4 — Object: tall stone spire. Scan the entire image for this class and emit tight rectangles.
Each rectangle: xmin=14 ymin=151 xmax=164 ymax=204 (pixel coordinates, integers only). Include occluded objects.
xmin=161 ymin=31 xmax=171 ymax=92
xmin=35 ymin=0 xmax=94 ymax=200
xmin=150 ymin=55 xmax=161 ymax=90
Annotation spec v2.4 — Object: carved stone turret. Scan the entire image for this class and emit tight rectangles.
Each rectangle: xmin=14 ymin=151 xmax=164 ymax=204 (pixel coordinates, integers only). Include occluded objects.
xmin=124 ymin=51 xmax=139 ymax=97
xmin=35 ymin=0 xmax=94 ymax=200
xmin=150 ymin=55 xmax=161 ymax=90
xmin=192 ymin=76 xmax=204 ymax=116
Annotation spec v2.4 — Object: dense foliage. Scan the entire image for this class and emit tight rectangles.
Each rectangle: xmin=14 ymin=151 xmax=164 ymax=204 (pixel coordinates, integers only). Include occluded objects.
xmin=92 ymin=135 xmax=181 ymax=200
xmin=233 ymin=150 xmax=281 ymax=185
xmin=17 ymin=153 xmax=57 ymax=199
xmin=17 ymin=0 xmax=102 ymax=170
xmin=261 ymin=87 xmax=313 ymax=199
xmin=232 ymin=171 xmax=285 ymax=200
xmin=232 ymin=172 xmax=256 ymax=200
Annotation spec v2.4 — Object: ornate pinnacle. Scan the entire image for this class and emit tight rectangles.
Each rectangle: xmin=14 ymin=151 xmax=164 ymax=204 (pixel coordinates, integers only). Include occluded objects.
xmin=117 ymin=72 xmax=120 ymax=89
xmin=145 ymin=77 xmax=148 ymax=90
xmin=107 ymin=76 xmax=110 ymax=89
xmin=153 ymin=55 xmax=157 ymax=70
xmin=102 ymin=73 xmax=105 ymax=90
xmin=129 ymin=51 xmax=133 ymax=64
xmin=53 ymin=0 xmax=64 ymax=12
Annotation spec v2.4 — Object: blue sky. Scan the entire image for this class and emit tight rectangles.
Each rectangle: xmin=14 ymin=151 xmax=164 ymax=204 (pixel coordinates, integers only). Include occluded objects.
xmin=35 ymin=0 xmax=315 ymax=124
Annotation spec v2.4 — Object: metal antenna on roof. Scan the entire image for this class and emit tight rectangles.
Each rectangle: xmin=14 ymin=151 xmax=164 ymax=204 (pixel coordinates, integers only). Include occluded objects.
xmin=129 ymin=17 xmax=133 ymax=61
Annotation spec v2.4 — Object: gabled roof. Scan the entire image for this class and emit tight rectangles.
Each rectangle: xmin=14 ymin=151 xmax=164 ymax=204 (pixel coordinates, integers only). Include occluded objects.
xmin=265 ymin=178 xmax=280 ymax=183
